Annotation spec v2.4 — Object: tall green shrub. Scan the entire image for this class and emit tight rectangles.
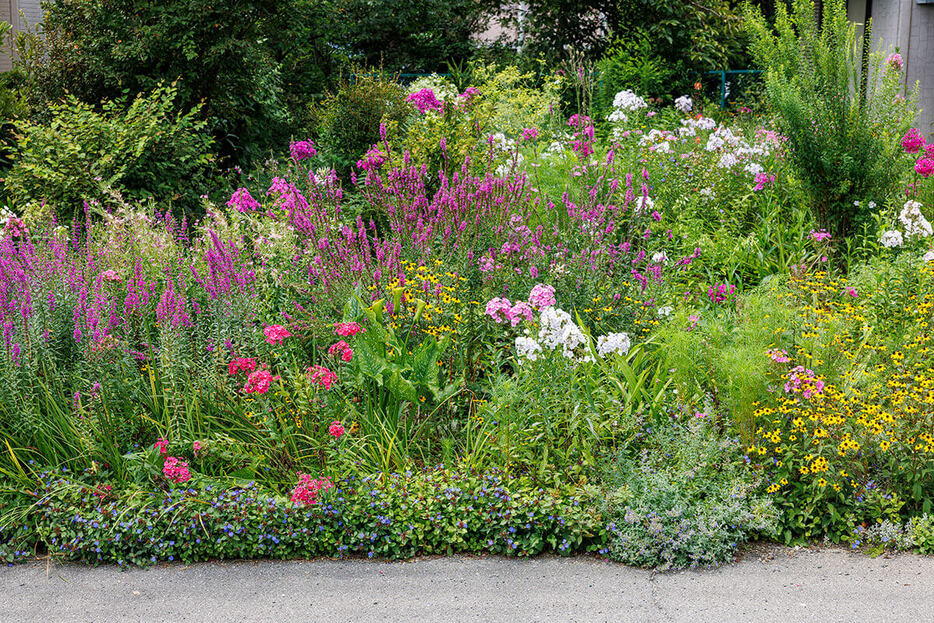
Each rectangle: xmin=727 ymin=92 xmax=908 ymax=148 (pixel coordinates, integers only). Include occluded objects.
xmin=310 ymin=67 xmax=409 ymax=179
xmin=744 ymin=0 xmax=918 ymax=240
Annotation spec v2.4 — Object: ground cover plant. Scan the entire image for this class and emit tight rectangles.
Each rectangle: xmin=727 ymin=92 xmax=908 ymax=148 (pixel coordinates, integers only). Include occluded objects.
xmin=1 ymin=0 xmax=934 ymax=569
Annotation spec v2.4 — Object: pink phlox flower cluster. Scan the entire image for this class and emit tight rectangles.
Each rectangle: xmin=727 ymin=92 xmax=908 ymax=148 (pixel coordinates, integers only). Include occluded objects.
xmin=242 ymin=368 xmax=280 ymax=395
xmin=328 ymin=340 xmax=353 ymax=362
xmin=334 ymin=322 xmax=364 ymax=337
xmin=407 ymin=88 xmax=443 ymax=114
xmin=766 ymin=348 xmax=790 ymax=363
xmin=457 ymin=87 xmax=480 ymax=105
xmin=528 ymin=283 xmax=556 ymax=309
xmin=484 ymin=297 xmax=512 ymax=323
xmin=227 ymin=188 xmax=261 ymax=213
xmin=915 ymin=157 xmax=934 ymax=178
xmin=263 ymin=324 xmax=292 ymax=345
xmin=886 ymin=53 xmax=904 ymax=71
xmin=507 ymin=301 xmax=533 ymax=326
xmin=266 ymin=176 xmax=291 ymax=196
xmin=308 ymin=365 xmax=337 ymax=390
xmin=752 ymin=172 xmax=775 ymax=191
xmin=290 ymin=473 xmax=334 ymax=507
xmin=289 ymin=140 xmax=317 ymax=162
xmin=708 ymin=283 xmax=735 ymax=304
xmin=328 ymin=421 xmax=345 ymax=438
xmin=163 ymin=456 xmax=191 ymax=484
xmin=521 ymin=127 xmax=539 ymax=141
xmin=902 ymin=128 xmax=926 ymax=154
xmin=228 ymin=357 xmax=258 ymax=375
xmin=154 ymin=437 xmax=168 ymax=456
xmin=809 ymin=230 xmax=831 ymax=242
xmin=193 ymin=440 xmax=202 ymax=458
xmin=845 ymin=287 xmax=858 ymax=298
xmin=784 ymin=366 xmax=825 ymax=399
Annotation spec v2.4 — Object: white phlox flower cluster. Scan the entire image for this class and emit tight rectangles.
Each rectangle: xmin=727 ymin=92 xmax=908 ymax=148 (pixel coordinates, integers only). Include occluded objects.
xmin=537 ymin=307 xmax=588 ymax=358
xmin=632 ymin=195 xmax=655 ymax=215
xmin=674 ymin=95 xmax=692 ymax=113
xmin=612 ymin=89 xmax=648 ymax=111
xmin=515 ymin=336 xmax=544 ymax=361
xmin=514 ymin=305 xmax=633 ymax=364
xmin=923 ymin=250 xmax=934 ymax=263
xmin=607 ymin=109 xmax=628 ymax=123
xmin=597 ymin=332 xmax=632 ymax=357
xmin=682 ymin=117 xmax=717 ymax=131
xmin=899 ymin=201 xmax=933 ymax=239
xmin=881 ymin=230 xmax=904 ymax=248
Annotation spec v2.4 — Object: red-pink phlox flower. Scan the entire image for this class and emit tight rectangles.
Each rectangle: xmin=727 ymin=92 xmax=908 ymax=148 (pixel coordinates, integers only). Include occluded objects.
xmin=328 ymin=421 xmax=346 ymax=438
xmin=334 ymin=322 xmax=363 ymax=337
xmin=308 ymin=365 xmax=337 ymax=390
xmin=263 ymin=324 xmax=292 ymax=345
xmin=163 ymin=456 xmax=191 ymax=484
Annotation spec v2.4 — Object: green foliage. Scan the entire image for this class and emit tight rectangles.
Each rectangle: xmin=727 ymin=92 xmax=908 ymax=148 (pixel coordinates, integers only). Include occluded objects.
xmin=744 ymin=0 xmax=918 ymax=240
xmin=658 ymin=284 xmax=796 ymax=443
xmin=6 ymin=84 xmax=213 ymax=222
xmin=11 ymin=0 xmax=312 ymax=164
xmin=310 ymin=67 xmax=409 ymax=179
xmin=596 ymin=39 xmax=676 ymax=107
xmin=330 ymin=0 xmax=487 ymax=73
xmin=602 ymin=417 xmax=778 ymax=569
xmin=4 ymin=468 xmax=605 ymax=566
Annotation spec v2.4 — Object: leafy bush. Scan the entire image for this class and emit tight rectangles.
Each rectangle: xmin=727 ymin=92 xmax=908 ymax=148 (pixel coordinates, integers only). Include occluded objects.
xmin=744 ymin=0 xmax=918 ymax=240
xmin=596 ymin=39 xmax=677 ymax=108
xmin=11 ymin=0 xmax=309 ymax=164
xmin=310 ymin=67 xmax=409 ymax=179
xmin=330 ymin=0 xmax=487 ymax=73
xmin=602 ymin=416 xmax=778 ymax=569
xmin=6 ymin=84 xmax=213 ymax=222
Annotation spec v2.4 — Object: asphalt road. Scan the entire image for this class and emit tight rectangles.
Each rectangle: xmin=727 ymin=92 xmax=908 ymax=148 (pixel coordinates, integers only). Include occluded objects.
xmin=1 ymin=545 xmax=932 ymax=622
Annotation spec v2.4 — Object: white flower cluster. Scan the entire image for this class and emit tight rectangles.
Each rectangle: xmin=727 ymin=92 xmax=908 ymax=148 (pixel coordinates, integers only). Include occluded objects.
xmin=881 ymin=230 xmax=904 ymax=248
xmin=513 ymin=305 xmax=632 ymax=364
xmin=923 ymin=250 xmax=934 ymax=263
xmin=705 ymin=127 xmax=741 ymax=152
xmin=597 ymin=332 xmax=631 ymax=357
xmin=682 ymin=117 xmax=717 ymax=131
xmin=639 ymin=129 xmax=676 ymax=153
xmin=0 ymin=206 xmax=16 ymax=228
xmin=674 ymin=95 xmax=692 ymax=113
xmin=538 ymin=307 xmax=588 ymax=358
xmin=607 ymin=109 xmax=628 ymax=124
xmin=632 ymin=195 xmax=655 ymax=216
xmin=612 ymin=89 xmax=648 ymax=111
xmin=899 ymin=201 xmax=933 ymax=239
xmin=515 ymin=336 xmax=544 ymax=361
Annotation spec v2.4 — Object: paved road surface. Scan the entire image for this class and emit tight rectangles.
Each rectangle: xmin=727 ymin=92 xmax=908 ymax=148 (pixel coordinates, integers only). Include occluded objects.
xmin=1 ymin=545 xmax=932 ymax=622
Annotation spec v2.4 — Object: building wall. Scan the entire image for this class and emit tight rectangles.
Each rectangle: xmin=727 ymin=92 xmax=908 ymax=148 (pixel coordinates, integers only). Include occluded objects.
xmin=868 ymin=0 xmax=934 ymax=136
xmin=1 ymin=0 xmax=43 ymax=73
